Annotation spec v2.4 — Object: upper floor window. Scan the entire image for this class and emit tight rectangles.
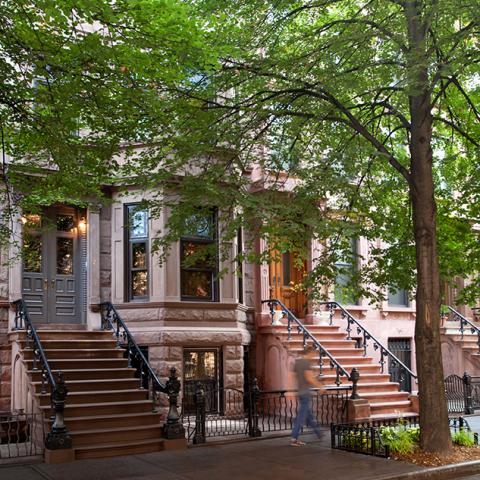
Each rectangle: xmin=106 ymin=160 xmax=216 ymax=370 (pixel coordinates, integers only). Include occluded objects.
xmin=180 ymin=211 xmax=218 ymax=301
xmin=388 ymin=288 xmax=409 ymax=307
xmin=125 ymin=205 xmax=149 ymax=301
xmin=334 ymin=238 xmax=359 ymax=305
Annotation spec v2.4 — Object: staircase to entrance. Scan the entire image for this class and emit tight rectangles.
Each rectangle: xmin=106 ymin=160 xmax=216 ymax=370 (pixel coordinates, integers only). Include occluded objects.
xmin=258 ymin=299 xmax=418 ymax=421
xmin=10 ymin=299 xmax=185 ymax=461
xmin=441 ymin=306 xmax=480 ymax=377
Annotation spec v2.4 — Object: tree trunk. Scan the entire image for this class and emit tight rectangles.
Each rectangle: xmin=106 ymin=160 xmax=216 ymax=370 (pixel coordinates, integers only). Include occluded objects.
xmin=406 ymin=1 xmax=452 ymax=454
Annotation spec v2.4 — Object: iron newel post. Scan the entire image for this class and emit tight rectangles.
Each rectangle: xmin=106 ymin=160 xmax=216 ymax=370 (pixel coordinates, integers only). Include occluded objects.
xmin=163 ymin=367 xmax=186 ymax=439
xmin=45 ymin=372 xmax=72 ymax=450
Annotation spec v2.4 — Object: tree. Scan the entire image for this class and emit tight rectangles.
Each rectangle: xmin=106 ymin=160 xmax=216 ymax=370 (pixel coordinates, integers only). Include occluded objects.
xmin=146 ymin=0 xmax=480 ymax=453
xmin=0 ymin=0 xmax=215 ymax=237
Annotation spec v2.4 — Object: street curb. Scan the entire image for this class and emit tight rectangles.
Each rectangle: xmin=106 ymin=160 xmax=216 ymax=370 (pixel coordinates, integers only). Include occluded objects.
xmin=377 ymin=459 xmax=480 ymax=480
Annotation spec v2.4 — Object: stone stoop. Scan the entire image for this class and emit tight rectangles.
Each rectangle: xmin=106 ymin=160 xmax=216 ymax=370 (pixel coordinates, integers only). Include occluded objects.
xmin=441 ymin=322 xmax=480 ymax=377
xmin=20 ymin=329 xmax=167 ymax=460
xmin=260 ymin=323 xmax=417 ymax=420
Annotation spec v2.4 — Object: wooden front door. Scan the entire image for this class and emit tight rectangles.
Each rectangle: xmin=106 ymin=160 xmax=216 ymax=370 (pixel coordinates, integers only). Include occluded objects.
xmin=21 ymin=206 xmax=84 ymax=324
xmin=269 ymin=251 xmax=306 ymax=317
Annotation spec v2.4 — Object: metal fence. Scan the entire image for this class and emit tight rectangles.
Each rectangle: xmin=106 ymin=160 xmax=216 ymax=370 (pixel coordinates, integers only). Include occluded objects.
xmin=445 ymin=373 xmax=480 ymax=414
xmin=0 ymin=412 xmax=45 ymax=460
xmin=331 ymin=415 xmax=476 ymax=458
xmin=182 ymin=381 xmax=350 ymax=444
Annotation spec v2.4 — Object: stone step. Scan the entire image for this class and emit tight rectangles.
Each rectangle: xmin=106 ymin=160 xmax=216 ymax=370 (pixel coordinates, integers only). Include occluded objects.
xmin=36 ymin=330 xmax=114 ymax=340
xmin=278 ymin=332 xmax=347 ymax=341
xmin=321 ymin=373 xmax=391 ymax=384
xmin=71 ymin=424 xmax=163 ymax=447
xmin=74 ymin=438 xmax=164 ymax=460
xmin=64 ymin=412 xmax=161 ymax=431
xmin=358 ymin=391 xmax=410 ymax=402
xmin=24 ymin=358 xmax=129 ymax=370
xmin=28 ymin=368 xmax=136 ymax=382
xmin=23 ymin=348 xmax=125 ymax=360
xmin=315 ymin=364 xmax=382 ymax=375
xmin=32 ymin=378 xmax=142 ymax=393
xmin=353 ymin=382 xmax=400 ymax=393
xmin=369 ymin=400 xmax=412 ymax=415
xmin=20 ymin=339 xmax=117 ymax=350
xmin=270 ymin=324 xmax=341 ymax=333
xmin=287 ymin=339 xmax=357 ymax=348
xmin=38 ymin=389 xmax=148 ymax=407
xmin=41 ymin=400 xmax=155 ymax=417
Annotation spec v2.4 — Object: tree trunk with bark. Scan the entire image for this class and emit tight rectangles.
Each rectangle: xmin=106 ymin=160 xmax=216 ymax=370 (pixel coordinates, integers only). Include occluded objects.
xmin=406 ymin=1 xmax=452 ymax=454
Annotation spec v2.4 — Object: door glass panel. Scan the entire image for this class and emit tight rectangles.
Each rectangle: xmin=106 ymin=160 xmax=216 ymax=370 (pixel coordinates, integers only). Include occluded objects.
xmin=57 ymin=238 xmax=74 ymax=275
xmin=56 ymin=215 xmax=75 ymax=232
xmin=132 ymin=243 xmax=147 ymax=268
xmin=23 ymin=234 xmax=42 ymax=273
xmin=131 ymin=271 xmax=148 ymax=297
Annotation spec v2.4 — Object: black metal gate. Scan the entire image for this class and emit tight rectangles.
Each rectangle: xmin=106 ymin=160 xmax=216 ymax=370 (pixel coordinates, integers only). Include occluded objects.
xmin=388 ymin=338 xmax=412 ymax=392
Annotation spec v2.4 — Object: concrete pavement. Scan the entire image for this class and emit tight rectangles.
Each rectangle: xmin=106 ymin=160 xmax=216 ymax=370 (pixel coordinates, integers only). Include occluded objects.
xmin=0 ymin=434 xmax=423 ymax=480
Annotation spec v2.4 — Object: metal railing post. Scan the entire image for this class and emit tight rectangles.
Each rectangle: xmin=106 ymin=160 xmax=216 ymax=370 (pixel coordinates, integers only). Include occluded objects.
xmin=163 ymin=368 xmax=186 ymax=439
xmin=349 ymin=368 xmax=360 ymax=400
xmin=45 ymin=372 xmax=72 ymax=450
xmin=193 ymin=382 xmax=206 ymax=444
xmin=248 ymin=378 xmax=262 ymax=437
xmin=463 ymin=372 xmax=475 ymax=414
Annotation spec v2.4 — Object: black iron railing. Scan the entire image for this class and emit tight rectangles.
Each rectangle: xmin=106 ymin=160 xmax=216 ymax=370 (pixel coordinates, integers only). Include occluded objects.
xmin=445 ymin=306 xmax=480 ymax=353
xmin=0 ymin=412 xmax=45 ymax=459
xmin=263 ymin=299 xmax=353 ymax=386
xmin=184 ymin=379 xmax=350 ymax=444
xmin=319 ymin=301 xmax=417 ymax=391
xmin=100 ymin=301 xmax=185 ymax=439
xmin=445 ymin=372 xmax=480 ymax=414
xmin=12 ymin=299 xmax=71 ymax=451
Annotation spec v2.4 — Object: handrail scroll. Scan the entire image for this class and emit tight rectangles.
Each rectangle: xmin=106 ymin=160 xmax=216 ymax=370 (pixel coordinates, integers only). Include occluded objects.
xmin=12 ymin=298 xmax=72 ymax=450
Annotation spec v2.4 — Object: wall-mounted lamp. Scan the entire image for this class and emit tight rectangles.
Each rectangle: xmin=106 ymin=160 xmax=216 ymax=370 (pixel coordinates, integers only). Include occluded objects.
xmin=78 ymin=217 xmax=87 ymax=233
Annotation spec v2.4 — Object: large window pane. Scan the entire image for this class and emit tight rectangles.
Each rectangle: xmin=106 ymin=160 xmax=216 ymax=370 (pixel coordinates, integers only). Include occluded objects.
xmin=181 ymin=271 xmax=212 ymax=298
xmin=388 ymin=288 xmax=409 ymax=307
xmin=126 ymin=204 xmax=149 ymax=300
xmin=132 ymin=243 xmax=147 ymax=268
xmin=131 ymin=271 xmax=148 ymax=297
xmin=334 ymin=238 xmax=358 ymax=305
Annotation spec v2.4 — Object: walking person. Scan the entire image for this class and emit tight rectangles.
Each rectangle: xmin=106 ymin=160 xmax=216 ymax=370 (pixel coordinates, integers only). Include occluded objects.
xmin=290 ymin=345 xmax=326 ymax=446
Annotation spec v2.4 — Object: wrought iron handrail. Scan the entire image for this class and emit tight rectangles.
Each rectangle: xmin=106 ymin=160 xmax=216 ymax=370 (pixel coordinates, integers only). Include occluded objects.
xmin=100 ymin=301 xmax=166 ymax=394
xmin=12 ymin=298 xmax=72 ymax=450
xmin=262 ymin=299 xmax=352 ymax=386
xmin=12 ymin=299 xmax=56 ymax=389
xmin=446 ymin=306 xmax=480 ymax=352
xmin=318 ymin=301 xmax=417 ymax=388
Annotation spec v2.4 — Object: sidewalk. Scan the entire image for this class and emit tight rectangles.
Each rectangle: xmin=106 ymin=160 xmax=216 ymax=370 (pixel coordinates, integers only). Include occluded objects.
xmin=0 ymin=434 xmax=424 ymax=480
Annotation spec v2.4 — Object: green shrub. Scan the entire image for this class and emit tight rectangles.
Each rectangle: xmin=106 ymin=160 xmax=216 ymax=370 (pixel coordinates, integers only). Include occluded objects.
xmin=380 ymin=426 xmax=415 ymax=455
xmin=452 ymin=428 xmax=475 ymax=447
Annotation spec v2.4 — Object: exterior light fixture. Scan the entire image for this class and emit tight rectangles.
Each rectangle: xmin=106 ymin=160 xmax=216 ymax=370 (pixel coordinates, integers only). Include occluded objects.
xmin=78 ymin=217 xmax=87 ymax=233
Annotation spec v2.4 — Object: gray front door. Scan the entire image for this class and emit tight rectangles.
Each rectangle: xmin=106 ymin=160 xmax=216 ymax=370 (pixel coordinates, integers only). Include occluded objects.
xmin=22 ymin=207 xmax=83 ymax=324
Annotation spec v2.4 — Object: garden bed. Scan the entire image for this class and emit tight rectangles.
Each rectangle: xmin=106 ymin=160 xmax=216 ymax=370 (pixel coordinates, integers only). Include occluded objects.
xmin=392 ymin=444 xmax=480 ymax=467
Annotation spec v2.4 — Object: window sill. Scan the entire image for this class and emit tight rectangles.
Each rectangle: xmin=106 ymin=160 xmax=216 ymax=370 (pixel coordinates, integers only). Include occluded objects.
xmin=380 ymin=307 xmax=416 ymax=318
